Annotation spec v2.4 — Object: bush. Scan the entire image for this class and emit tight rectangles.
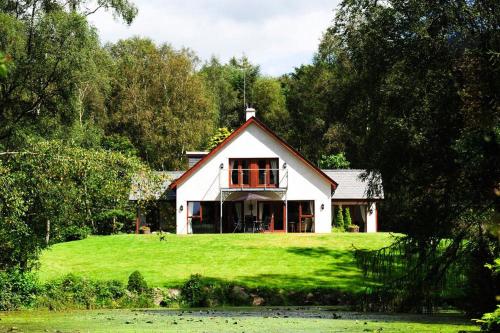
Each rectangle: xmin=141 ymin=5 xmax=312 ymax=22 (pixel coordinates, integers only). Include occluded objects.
xmin=61 ymin=225 xmax=91 ymax=242
xmin=344 ymin=207 xmax=352 ymax=227
xmin=335 ymin=207 xmax=345 ymax=231
xmin=0 ymin=270 xmax=40 ymax=310
xmin=128 ymin=271 xmax=148 ymax=294
xmin=477 ymin=305 xmax=500 ymax=332
xmin=95 ymin=209 xmax=135 ymax=235
xmin=181 ymin=274 xmax=207 ymax=307
xmin=37 ymin=274 xmax=155 ymax=310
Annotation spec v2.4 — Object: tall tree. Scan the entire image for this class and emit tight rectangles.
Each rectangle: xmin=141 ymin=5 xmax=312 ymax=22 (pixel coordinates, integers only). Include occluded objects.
xmin=201 ymin=56 xmax=263 ymax=129
xmin=106 ymin=38 xmax=216 ymax=169
xmin=0 ymin=0 xmax=137 ymax=144
xmin=252 ymin=76 xmax=288 ymax=137
xmin=321 ymin=0 xmax=499 ymax=313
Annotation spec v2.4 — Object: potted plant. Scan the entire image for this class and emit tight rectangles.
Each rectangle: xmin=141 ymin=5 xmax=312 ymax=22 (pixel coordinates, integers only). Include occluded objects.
xmin=347 ymin=224 xmax=360 ymax=233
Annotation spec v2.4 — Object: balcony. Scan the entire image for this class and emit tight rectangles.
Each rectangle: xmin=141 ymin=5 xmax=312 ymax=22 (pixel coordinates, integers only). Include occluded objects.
xmin=218 ymin=167 xmax=288 ymax=191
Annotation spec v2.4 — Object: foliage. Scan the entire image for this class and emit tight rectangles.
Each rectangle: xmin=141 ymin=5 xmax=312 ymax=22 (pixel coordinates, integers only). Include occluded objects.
xmin=0 ymin=139 xmax=150 ymax=270
xmin=335 ymin=207 xmax=345 ymax=231
xmin=0 ymin=0 xmax=137 ymax=142
xmin=476 ymin=305 xmax=500 ymax=332
xmin=0 ymin=51 xmax=10 ymax=77
xmin=101 ymin=134 xmax=138 ymax=157
xmin=37 ymin=274 xmax=154 ymax=310
xmin=180 ymin=274 xmax=206 ymax=307
xmin=319 ymin=152 xmax=350 ymax=169
xmin=344 ymin=207 xmax=352 ymax=227
xmin=61 ymin=225 xmax=91 ymax=242
xmin=127 ymin=271 xmax=148 ymax=294
xmin=252 ymin=76 xmax=288 ymax=136
xmin=0 ymin=270 xmax=40 ymax=310
xmin=105 ymin=38 xmax=216 ymax=170
xmin=282 ymin=64 xmax=348 ymax=163
xmin=95 ymin=209 xmax=136 ymax=235
xmin=206 ymin=127 xmax=232 ymax=151
xmin=318 ymin=0 xmax=500 ymax=313
xmin=201 ymin=56 xmax=288 ymax=134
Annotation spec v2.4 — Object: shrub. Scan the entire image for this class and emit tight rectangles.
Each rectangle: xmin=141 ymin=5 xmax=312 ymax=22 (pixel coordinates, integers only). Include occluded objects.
xmin=344 ymin=207 xmax=352 ymax=227
xmin=61 ymin=225 xmax=91 ymax=242
xmin=37 ymin=274 xmax=155 ymax=310
xmin=477 ymin=305 xmax=500 ymax=332
xmin=128 ymin=271 xmax=148 ymax=294
xmin=181 ymin=274 xmax=207 ymax=307
xmin=0 ymin=270 xmax=40 ymax=310
xmin=39 ymin=274 xmax=112 ymax=310
xmin=335 ymin=207 xmax=345 ymax=231
xmin=95 ymin=209 xmax=135 ymax=235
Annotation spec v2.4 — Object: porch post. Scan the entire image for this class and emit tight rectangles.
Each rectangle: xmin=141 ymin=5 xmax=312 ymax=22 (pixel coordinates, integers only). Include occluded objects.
xmin=285 ymin=192 xmax=288 ymax=234
xmin=135 ymin=206 xmax=141 ymax=234
xmin=220 ymin=190 xmax=223 ymax=234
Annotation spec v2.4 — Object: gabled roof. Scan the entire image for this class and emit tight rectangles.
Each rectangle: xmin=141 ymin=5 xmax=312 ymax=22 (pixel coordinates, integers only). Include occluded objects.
xmin=170 ymin=117 xmax=338 ymax=190
xmin=129 ymin=171 xmax=183 ymax=201
xmin=323 ymin=169 xmax=384 ymax=200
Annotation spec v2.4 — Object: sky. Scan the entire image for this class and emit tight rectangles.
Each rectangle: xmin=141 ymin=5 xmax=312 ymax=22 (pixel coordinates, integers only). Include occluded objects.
xmin=87 ymin=0 xmax=341 ymax=76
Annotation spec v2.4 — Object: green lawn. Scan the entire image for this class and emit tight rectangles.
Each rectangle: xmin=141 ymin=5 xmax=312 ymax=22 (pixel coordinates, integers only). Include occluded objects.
xmin=0 ymin=308 xmax=479 ymax=333
xmin=38 ymin=233 xmax=394 ymax=291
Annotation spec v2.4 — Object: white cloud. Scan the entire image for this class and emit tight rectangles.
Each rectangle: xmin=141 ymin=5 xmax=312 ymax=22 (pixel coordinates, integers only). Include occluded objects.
xmin=88 ymin=0 xmax=340 ymax=75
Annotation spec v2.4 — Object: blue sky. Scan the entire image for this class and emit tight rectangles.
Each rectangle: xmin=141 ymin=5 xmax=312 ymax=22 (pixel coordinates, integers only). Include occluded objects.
xmin=88 ymin=0 xmax=341 ymax=76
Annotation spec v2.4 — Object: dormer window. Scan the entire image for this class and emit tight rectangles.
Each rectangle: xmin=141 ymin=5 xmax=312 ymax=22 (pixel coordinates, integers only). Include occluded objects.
xmin=229 ymin=158 xmax=279 ymax=188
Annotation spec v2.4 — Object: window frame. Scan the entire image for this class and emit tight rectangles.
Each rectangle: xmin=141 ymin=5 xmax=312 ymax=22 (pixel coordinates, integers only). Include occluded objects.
xmin=229 ymin=158 xmax=279 ymax=188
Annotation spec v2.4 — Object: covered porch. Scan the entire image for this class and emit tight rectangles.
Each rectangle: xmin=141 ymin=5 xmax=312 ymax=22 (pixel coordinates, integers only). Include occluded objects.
xmin=186 ymin=190 xmax=315 ymax=234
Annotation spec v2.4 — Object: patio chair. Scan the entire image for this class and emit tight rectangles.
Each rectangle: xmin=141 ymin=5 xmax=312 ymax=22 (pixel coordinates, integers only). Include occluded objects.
xmin=300 ymin=217 xmax=312 ymax=232
xmin=261 ymin=217 xmax=271 ymax=232
xmin=232 ymin=218 xmax=243 ymax=233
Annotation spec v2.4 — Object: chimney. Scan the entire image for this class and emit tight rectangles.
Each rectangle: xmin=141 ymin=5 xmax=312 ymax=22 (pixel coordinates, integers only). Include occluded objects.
xmin=186 ymin=151 xmax=208 ymax=168
xmin=245 ymin=107 xmax=256 ymax=121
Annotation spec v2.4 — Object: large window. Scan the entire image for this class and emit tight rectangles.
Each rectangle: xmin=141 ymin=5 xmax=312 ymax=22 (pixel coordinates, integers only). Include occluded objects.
xmin=187 ymin=201 xmax=218 ymax=234
xmin=288 ymin=201 xmax=315 ymax=233
xmin=230 ymin=158 xmax=279 ymax=188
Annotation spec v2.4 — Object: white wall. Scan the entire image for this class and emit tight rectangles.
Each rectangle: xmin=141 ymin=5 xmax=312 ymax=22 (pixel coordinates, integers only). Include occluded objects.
xmin=176 ymin=123 xmax=332 ymax=234
xmin=366 ymin=202 xmax=378 ymax=233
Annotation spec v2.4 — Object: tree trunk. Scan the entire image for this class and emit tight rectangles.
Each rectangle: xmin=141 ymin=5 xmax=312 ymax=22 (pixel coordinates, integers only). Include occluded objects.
xmin=45 ymin=219 xmax=50 ymax=245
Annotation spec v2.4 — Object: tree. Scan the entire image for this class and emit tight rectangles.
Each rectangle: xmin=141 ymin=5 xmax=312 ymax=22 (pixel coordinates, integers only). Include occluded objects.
xmin=335 ymin=206 xmax=344 ymax=231
xmin=318 ymin=152 xmax=350 ymax=169
xmin=0 ymin=1 xmax=137 ymax=142
xmin=106 ymin=38 xmax=217 ymax=169
xmin=0 ymin=139 xmax=152 ymax=270
xmin=344 ymin=207 xmax=352 ymax=227
xmin=252 ymin=77 xmax=288 ymax=137
xmin=321 ymin=0 xmax=500 ymax=313
xmin=200 ymin=57 xmax=240 ymax=128
xmin=0 ymin=51 xmax=9 ymax=77
xmin=200 ymin=56 xmax=262 ymax=129
xmin=206 ymin=128 xmax=232 ymax=151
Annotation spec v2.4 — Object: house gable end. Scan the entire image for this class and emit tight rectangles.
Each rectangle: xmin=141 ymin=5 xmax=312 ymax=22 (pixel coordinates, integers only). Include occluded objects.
xmin=170 ymin=117 xmax=337 ymax=190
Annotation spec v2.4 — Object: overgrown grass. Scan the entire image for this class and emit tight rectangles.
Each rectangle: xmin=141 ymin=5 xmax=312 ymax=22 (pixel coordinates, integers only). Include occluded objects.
xmin=0 ymin=308 xmax=479 ymax=332
xmin=38 ymin=233 xmax=394 ymax=292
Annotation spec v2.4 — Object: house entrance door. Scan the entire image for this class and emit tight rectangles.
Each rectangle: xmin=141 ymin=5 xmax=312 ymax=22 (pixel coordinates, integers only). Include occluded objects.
xmin=258 ymin=201 xmax=285 ymax=232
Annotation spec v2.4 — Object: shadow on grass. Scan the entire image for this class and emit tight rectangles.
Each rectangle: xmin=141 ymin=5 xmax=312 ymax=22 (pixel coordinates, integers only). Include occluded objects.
xmin=233 ymin=247 xmax=373 ymax=291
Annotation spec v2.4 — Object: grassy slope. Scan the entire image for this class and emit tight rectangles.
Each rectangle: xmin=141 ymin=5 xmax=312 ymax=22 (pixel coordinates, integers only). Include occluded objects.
xmin=0 ymin=309 xmax=479 ymax=333
xmin=38 ymin=233 xmax=393 ymax=291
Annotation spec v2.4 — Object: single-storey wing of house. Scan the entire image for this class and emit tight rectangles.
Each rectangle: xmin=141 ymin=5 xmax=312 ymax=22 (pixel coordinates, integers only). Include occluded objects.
xmin=130 ymin=108 xmax=383 ymax=234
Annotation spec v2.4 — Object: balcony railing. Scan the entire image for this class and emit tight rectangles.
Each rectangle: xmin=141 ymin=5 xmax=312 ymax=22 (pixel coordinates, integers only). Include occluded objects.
xmin=219 ymin=168 xmax=288 ymax=189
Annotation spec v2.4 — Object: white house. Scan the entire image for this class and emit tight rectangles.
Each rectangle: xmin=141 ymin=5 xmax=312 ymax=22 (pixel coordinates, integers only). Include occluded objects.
xmin=130 ymin=108 xmax=383 ymax=234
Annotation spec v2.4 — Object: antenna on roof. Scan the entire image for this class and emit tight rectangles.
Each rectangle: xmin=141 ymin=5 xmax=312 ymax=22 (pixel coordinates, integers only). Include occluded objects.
xmin=243 ymin=68 xmax=247 ymax=109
